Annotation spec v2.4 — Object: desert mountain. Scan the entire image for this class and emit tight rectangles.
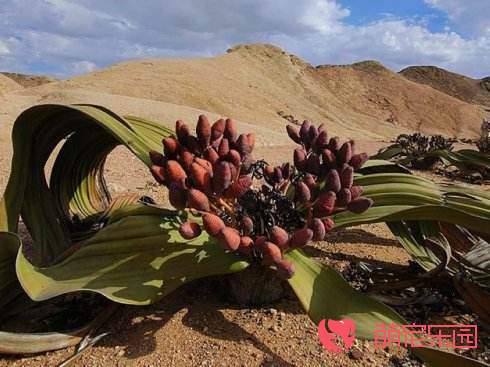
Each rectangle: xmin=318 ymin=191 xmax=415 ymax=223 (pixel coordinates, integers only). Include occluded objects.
xmin=9 ymin=44 xmax=489 ymax=140
xmin=400 ymin=66 xmax=490 ymax=108
xmin=1 ymin=72 xmax=56 ymax=88
xmin=0 ymin=74 xmax=22 ymax=95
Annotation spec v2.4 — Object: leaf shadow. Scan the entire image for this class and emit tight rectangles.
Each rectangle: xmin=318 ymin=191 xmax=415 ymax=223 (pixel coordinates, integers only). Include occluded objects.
xmin=96 ymin=279 xmax=297 ymax=366
xmin=324 ymin=228 xmax=399 ymax=247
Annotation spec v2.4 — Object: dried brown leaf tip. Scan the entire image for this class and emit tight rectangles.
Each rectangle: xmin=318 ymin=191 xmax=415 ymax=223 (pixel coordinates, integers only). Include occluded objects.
xmin=149 ymin=116 xmax=374 ymax=279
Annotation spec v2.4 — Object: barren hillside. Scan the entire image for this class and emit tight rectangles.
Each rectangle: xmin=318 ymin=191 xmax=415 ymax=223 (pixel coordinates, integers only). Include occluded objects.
xmin=400 ymin=66 xmax=490 ymax=108
xmin=0 ymin=74 xmax=22 ymax=95
xmin=1 ymin=72 xmax=56 ymax=88
xmin=25 ymin=43 xmax=486 ymax=139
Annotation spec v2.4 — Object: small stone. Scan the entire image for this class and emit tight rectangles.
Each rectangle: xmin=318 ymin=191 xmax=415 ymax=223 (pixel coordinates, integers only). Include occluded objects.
xmin=349 ymin=346 xmax=363 ymax=360
xmin=268 ymin=308 xmax=278 ymax=316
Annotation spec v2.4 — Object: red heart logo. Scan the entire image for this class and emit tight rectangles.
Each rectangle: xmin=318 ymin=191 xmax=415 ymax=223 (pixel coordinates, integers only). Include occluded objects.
xmin=317 ymin=319 xmax=356 ymax=353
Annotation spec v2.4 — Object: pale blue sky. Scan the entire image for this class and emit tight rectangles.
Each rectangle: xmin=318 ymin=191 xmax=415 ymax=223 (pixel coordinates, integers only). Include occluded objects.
xmin=0 ymin=1 xmax=488 ymax=78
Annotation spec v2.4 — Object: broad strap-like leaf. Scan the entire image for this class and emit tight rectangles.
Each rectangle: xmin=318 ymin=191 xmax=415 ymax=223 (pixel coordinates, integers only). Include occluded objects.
xmin=285 ymin=249 xmax=405 ymax=338
xmin=285 ymin=250 xmax=489 ymax=367
xmin=16 ymin=209 xmax=249 ymax=305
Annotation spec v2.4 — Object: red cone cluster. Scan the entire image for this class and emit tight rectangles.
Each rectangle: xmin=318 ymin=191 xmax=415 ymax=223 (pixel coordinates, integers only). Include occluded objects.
xmin=149 ymin=116 xmax=374 ymax=280
xmin=149 ymin=115 xmax=255 ymax=208
xmin=284 ymin=121 xmax=373 ymax=239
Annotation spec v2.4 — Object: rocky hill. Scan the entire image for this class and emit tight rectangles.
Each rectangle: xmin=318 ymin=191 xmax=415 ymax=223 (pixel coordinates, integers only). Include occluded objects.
xmin=9 ymin=44 xmax=488 ymax=139
xmin=1 ymin=72 xmax=56 ymax=88
xmin=400 ymin=66 xmax=490 ymax=108
xmin=0 ymin=74 xmax=22 ymax=95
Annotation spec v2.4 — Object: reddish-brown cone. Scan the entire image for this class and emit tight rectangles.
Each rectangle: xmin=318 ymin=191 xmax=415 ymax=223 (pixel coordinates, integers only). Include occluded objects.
xmin=294 ymin=148 xmax=307 ymax=171
xmin=218 ymin=138 xmax=230 ymax=157
xmin=211 ymin=118 xmax=226 ymax=141
xmin=328 ymin=137 xmax=340 ymax=152
xmin=190 ymin=162 xmax=212 ymax=194
xmin=282 ymin=162 xmax=294 ymax=180
xmin=338 ymin=142 xmax=353 ymax=164
xmin=204 ymin=148 xmax=220 ymax=165
xmin=241 ymin=216 xmax=254 ymax=235
xmin=311 ymin=218 xmax=326 ymax=241
xmin=187 ymin=189 xmax=210 ymax=212
xmin=322 ymin=148 xmax=337 ymax=168
xmin=186 ymin=135 xmax=201 ymax=155
xmin=304 ymin=174 xmax=317 ymax=190
xmin=179 ymin=221 xmax=202 ymax=239
xmin=315 ymin=130 xmax=329 ymax=151
xmin=228 ymin=163 xmax=238 ymax=181
xmin=203 ymin=213 xmax=225 ymax=236
xmin=217 ymin=227 xmax=241 ymax=251
xmin=166 ymin=160 xmax=187 ymax=182
xmin=289 ymin=228 xmax=313 ymax=248
xmin=308 ymin=125 xmax=319 ymax=146
xmin=194 ymin=157 xmax=213 ymax=174
xmin=224 ymin=118 xmax=238 ymax=143
xmin=313 ymin=191 xmax=336 ymax=217
xmin=229 ymin=175 xmax=252 ymax=198
xmin=168 ymin=182 xmax=187 ymax=209
xmin=276 ymin=259 xmax=295 ymax=279
xmin=241 ymin=154 xmax=255 ymax=172
xmin=236 ymin=134 xmax=252 ymax=155
xmin=340 ymin=166 xmax=354 ymax=189
xmin=273 ymin=167 xmax=283 ymax=183
xmin=213 ymin=161 xmax=232 ymax=193
xmin=226 ymin=149 xmax=242 ymax=167
xmin=175 ymin=120 xmax=190 ymax=145
xmin=295 ymin=181 xmax=311 ymax=203
xmin=247 ymin=133 xmax=256 ymax=150
xmin=336 ymin=188 xmax=352 ymax=207
xmin=149 ymin=150 xmax=166 ymax=166
xmin=261 ymin=241 xmax=283 ymax=265
xmin=286 ymin=125 xmax=302 ymax=144
xmin=239 ymin=236 xmax=254 ymax=256
xmin=196 ymin=114 xmax=211 ymax=147
xmin=178 ymin=150 xmax=194 ymax=171
xmin=299 ymin=120 xmax=311 ymax=141
xmin=350 ymin=185 xmax=364 ymax=199
xmin=325 ymin=169 xmax=341 ymax=193
xmin=162 ymin=137 xmax=180 ymax=157
xmin=322 ymin=217 xmax=335 ymax=232
xmin=270 ymin=226 xmax=289 ymax=249
xmin=306 ymin=153 xmax=321 ymax=175
xmin=349 ymin=153 xmax=369 ymax=170
xmin=150 ymin=165 xmax=166 ymax=184
xmin=347 ymin=197 xmax=373 ymax=214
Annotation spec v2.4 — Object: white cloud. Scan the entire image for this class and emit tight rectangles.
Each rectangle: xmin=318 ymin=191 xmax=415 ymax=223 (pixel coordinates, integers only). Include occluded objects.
xmin=301 ymin=19 xmax=490 ymax=74
xmin=424 ymin=0 xmax=490 ymax=36
xmin=70 ymin=60 xmax=96 ymax=75
xmin=0 ymin=0 xmax=489 ymax=78
xmin=0 ymin=40 xmax=9 ymax=55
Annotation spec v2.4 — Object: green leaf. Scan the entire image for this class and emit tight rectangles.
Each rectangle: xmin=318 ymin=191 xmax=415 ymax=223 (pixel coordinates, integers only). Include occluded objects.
xmin=1 ymin=104 xmax=173 ymax=266
xmin=285 ymin=250 xmax=489 ymax=367
xmin=16 ymin=212 xmax=249 ymax=305
xmin=285 ymin=250 xmax=405 ymax=339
